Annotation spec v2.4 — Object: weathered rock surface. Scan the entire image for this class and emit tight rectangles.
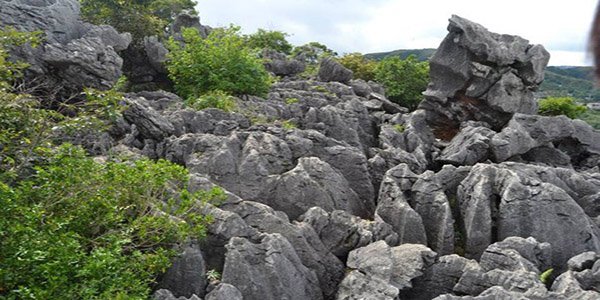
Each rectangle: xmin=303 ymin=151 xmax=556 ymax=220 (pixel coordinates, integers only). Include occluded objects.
xmin=222 ymin=234 xmax=323 ymax=300
xmin=337 ymin=241 xmax=437 ymax=298
xmin=83 ymin=13 xmax=600 ymax=300
xmin=421 ymin=15 xmax=549 ymax=138
xmin=263 ymin=49 xmax=306 ymax=76
xmin=156 ymin=245 xmax=207 ymax=298
xmin=318 ymin=57 xmax=353 ymax=83
xmin=0 ymin=0 xmax=131 ymax=94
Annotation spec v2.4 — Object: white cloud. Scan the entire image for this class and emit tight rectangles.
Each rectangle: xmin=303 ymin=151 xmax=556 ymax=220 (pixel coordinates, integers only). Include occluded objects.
xmin=196 ymin=0 xmax=598 ymax=65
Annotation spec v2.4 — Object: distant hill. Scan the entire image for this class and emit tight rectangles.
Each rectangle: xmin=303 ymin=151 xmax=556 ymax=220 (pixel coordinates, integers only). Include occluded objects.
xmin=364 ymin=48 xmax=436 ymax=62
xmin=365 ymin=49 xmax=600 ymax=102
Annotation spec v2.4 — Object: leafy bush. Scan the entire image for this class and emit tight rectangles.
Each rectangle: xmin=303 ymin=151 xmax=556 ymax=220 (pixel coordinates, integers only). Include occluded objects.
xmin=246 ymin=29 xmax=293 ymax=55
xmin=186 ymin=90 xmax=236 ymax=112
xmin=80 ymin=0 xmax=197 ymax=41
xmin=166 ymin=27 xmax=272 ymax=100
xmin=375 ymin=55 xmax=429 ymax=110
xmin=0 ymin=145 xmax=223 ymax=299
xmin=538 ymin=96 xmax=587 ymax=119
xmin=338 ymin=53 xmax=378 ymax=81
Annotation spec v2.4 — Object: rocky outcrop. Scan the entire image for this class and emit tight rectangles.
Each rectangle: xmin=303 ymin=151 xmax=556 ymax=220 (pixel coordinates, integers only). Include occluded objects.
xmin=263 ymin=49 xmax=306 ymax=77
xmin=84 ymin=13 xmax=599 ymax=300
xmin=318 ymin=57 xmax=353 ymax=83
xmin=420 ymin=15 xmax=549 ymax=138
xmin=337 ymin=241 xmax=437 ymax=299
xmin=0 ymin=0 xmax=131 ymax=95
xmin=221 ymin=234 xmax=323 ymax=300
xmin=156 ymin=245 xmax=207 ymax=298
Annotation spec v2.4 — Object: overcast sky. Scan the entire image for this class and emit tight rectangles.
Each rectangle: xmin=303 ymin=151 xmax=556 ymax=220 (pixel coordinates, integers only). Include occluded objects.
xmin=196 ymin=0 xmax=598 ymax=66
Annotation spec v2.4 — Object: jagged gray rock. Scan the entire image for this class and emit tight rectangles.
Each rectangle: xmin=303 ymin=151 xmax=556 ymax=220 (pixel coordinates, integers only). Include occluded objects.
xmin=222 ymin=234 xmax=323 ymax=300
xmin=375 ymin=165 xmax=428 ymax=245
xmin=339 ymin=241 xmax=436 ymax=298
xmin=0 ymin=0 xmax=130 ymax=93
xmin=221 ymin=200 xmax=344 ymax=298
xmin=153 ymin=289 xmax=201 ymax=300
xmin=123 ymin=98 xmax=175 ymax=140
xmin=204 ymin=283 xmax=243 ymax=300
xmin=420 ymin=15 xmax=549 ymax=138
xmin=299 ymin=207 xmax=398 ymax=258
xmin=263 ymin=49 xmax=306 ymax=76
xmin=437 ymin=123 xmax=495 ymax=166
xmin=490 ymin=113 xmax=600 ymax=168
xmin=318 ymin=57 xmax=353 ymax=83
xmin=156 ymin=245 xmax=207 ymax=298
xmin=457 ymin=163 xmax=600 ymax=267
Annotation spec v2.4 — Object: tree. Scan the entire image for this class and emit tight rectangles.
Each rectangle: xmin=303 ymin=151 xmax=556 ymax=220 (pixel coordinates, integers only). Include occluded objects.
xmin=246 ymin=29 xmax=293 ymax=55
xmin=538 ymin=96 xmax=587 ymax=119
xmin=79 ymin=0 xmax=197 ymax=41
xmin=166 ymin=26 xmax=272 ymax=99
xmin=291 ymin=42 xmax=337 ymax=64
xmin=375 ymin=55 xmax=429 ymax=110
xmin=338 ymin=53 xmax=378 ymax=81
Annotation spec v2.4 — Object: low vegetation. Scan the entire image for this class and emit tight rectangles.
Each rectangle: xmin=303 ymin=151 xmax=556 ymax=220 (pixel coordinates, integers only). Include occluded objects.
xmin=538 ymin=96 xmax=587 ymax=119
xmin=375 ymin=55 xmax=429 ymax=110
xmin=166 ymin=26 xmax=272 ymax=100
xmin=0 ymin=27 xmax=221 ymax=299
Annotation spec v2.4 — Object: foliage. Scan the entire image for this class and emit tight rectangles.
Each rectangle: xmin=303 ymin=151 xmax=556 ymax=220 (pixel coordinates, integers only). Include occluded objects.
xmin=365 ymin=48 xmax=436 ymax=62
xmin=578 ymin=109 xmax=600 ymax=130
xmin=393 ymin=124 xmax=406 ymax=133
xmin=0 ymin=27 xmax=42 ymax=88
xmin=0 ymin=27 xmax=220 ymax=299
xmin=281 ymin=120 xmax=297 ymax=130
xmin=206 ymin=269 xmax=221 ymax=283
xmin=166 ymin=27 xmax=272 ymax=100
xmin=79 ymin=0 xmax=197 ymax=41
xmin=292 ymin=42 xmax=337 ymax=64
xmin=338 ymin=53 xmax=378 ymax=82
xmin=0 ymin=144 xmax=223 ymax=299
xmin=540 ymin=67 xmax=600 ymax=102
xmin=285 ymin=97 xmax=299 ymax=105
xmin=538 ymin=96 xmax=587 ymax=119
xmin=375 ymin=55 xmax=429 ymax=110
xmin=246 ymin=29 xmax=293 ymax=55
xmin=540 ymin=268 xmax=554 ymax=284
xmin=186 ymin=90 xmax=236 ymax=112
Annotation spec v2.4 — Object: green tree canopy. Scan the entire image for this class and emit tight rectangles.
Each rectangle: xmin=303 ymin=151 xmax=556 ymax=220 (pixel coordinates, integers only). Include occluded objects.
xmin=245 ymin=29 xmax=293 ymax=55
xmin=166 ymin=26 xmax=272 ymax=99
xmin=375 ymin=55 xmax=429 ymax=110
xmin=338 ymin=52 xmax=378 ymax=82
xmin=538 ymin=96 xmax=587 ymax=119
xmin=292 ymin=42 xmax=337 ymax=64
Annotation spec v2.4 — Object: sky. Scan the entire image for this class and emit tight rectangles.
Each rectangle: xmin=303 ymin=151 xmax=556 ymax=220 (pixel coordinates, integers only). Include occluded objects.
xmin=196 ymin=0 xmax=598 ymax=66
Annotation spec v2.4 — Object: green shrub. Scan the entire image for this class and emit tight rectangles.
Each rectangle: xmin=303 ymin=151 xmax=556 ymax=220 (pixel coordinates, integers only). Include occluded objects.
xmin=281 ymin=120 xmax=297 ymax=130
xmin=166 ymin=27 xmax=272 ymax=100
xmin=285 ymin=97 xmax=299 ymax=105
xmin=375 ymin=55 xmax=429 ymax=110
xmin=393 ymin=124 xmax=406 ymax=133
xmin=540 ymin=268 xmax=554 ymax=285
xmin=0 ymin=144 xmax=223 ymax=299
xmin=538 ymin=96 xmax=587 ymax=119
xmin=186 ymin=90 xmax=236 ymax=112
xmin=246 ymin=29 xmax=293 ymax=54
xmin=338 ymin=53 xmax=378 ymax=81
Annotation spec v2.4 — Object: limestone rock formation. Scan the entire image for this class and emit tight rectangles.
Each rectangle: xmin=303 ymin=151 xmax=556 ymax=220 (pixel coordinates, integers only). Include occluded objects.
xmin=0 ymin=0 xmax=131 ymax=94
xmin=420 ymin=15 xmax=550 ymax=138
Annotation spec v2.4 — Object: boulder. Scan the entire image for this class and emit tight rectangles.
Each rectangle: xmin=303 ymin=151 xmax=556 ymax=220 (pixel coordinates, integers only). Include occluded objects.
xmin=420 ymin=15 xmax=549 ymax=138
xmin=457 ymin=163 xmax=600 ymax=267
xmin=156 ymin=245 xmax=207 ymax=298
xmin=437 ymin=123 xmax=495 ymax=166
xmin=204 ymin=283 xmax=243 ymax=300
xmin=221 ymin=234 xmax=323 ymax=300
xmin=318 ymin=57 xmax=353 ymax=83
xmin=263 ymin=49 xmax=305 ymax=77
xmin=338 ymin=241 xmax=437 ymax=298
xmin=0 ymin=0 xmax=130 ymax=94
